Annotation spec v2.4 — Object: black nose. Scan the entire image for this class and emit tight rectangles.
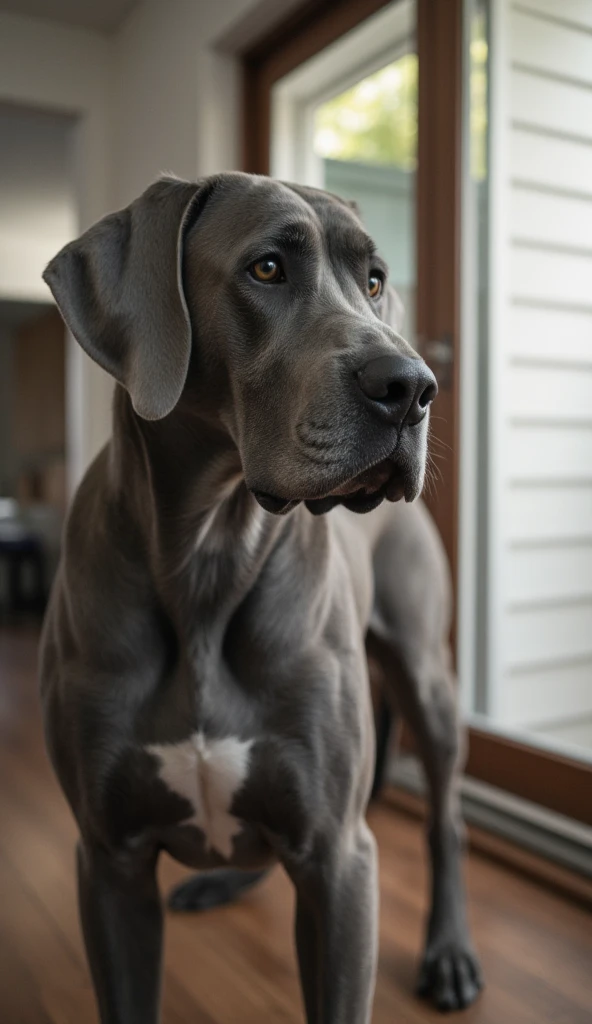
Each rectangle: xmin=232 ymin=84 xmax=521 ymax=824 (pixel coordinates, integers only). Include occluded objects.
xmin=356 ymin=353 xmax=437 ymax=426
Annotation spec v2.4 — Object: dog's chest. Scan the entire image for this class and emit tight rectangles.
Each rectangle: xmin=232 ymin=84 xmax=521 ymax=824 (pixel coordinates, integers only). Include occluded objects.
xmin=146 ymin=732 xmax=253 ymax=860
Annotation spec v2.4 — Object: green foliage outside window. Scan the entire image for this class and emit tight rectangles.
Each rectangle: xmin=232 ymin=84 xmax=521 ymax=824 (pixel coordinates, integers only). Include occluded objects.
xmin=470 ymin=12 xmax=488 ymax=182
xmin=313 ymin=35 xmax=488 ymax=181
xmin=313 ymin=55 xmax=418 ymax=171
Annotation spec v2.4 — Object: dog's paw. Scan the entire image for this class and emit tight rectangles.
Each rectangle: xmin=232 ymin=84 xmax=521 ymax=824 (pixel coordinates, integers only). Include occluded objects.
xmin=417 ymin=945 xmax=483 ymax=1012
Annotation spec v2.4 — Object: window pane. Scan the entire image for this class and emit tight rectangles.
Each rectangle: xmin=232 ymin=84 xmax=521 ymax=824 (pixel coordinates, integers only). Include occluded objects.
xmin=312 ymin=53 xmax=417 ymax=340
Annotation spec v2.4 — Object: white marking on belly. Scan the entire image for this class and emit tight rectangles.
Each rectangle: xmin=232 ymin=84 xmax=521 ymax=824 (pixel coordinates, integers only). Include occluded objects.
xmin=146 ymin=733 xmax=254 ymax=859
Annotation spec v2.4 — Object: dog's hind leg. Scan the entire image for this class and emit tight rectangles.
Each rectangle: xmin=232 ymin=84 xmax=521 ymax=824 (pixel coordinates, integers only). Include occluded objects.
xmin=370 ymin=691 xmax=395 ymax=799
xmin=367 ymin=650 xmax=401 ymax=800
xmin=168 ymin=867 xmax=269 ymax=912
xmin=370 ymin=502 xmax=483 ymax=1012
xmin=77 ymin=840 xmax=163 ymax=1024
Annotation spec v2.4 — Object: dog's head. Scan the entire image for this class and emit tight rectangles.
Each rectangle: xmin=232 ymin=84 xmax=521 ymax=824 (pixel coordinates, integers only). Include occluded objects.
xmin=44 ymin=174 xmax=436 ymax=514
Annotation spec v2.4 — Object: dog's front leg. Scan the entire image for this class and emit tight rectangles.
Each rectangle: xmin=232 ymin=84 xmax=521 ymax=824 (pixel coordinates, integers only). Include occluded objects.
xmin=77 ymin=839 xmax=163 ymax=1024
xmin=287 ymin=821 xmax=378 ymax=1024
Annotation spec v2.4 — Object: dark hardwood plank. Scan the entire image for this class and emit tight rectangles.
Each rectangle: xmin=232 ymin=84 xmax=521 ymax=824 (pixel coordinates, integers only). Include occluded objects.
xmin=1 ymin=626 xmax=591 ymax=1023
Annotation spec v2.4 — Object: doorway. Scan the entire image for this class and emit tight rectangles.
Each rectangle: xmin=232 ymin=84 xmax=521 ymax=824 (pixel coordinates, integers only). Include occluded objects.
xmin=0 ymin=103 xmax=76 ymax=619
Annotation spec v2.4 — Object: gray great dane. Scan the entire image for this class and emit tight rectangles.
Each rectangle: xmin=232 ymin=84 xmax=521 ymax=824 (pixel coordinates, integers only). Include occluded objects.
xmin=40 ymin=173 xmax=482 ymax=1023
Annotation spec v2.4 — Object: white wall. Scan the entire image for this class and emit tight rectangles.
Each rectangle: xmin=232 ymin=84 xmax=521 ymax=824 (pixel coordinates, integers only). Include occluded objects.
xmin=0 ymin=13 xmax=110 ymax=226
xmin=488 ymin=0 xmax=592 ymax=739
xmin=110 ymin=0 xmax=254 ymax=209
xmin=0 ymin=11 xmax=112 ymax=490
xmin=0 ymin=105 xmax=77 ymax=303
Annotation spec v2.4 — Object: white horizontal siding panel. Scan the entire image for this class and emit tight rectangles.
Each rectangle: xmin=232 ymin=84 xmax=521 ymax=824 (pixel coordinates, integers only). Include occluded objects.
xmin=507 ymin=484 xmax=592 ymax=543
xmin=505 ymin=602 xmax=592 ymax=667
xmin=511 ymin=128 xmax=592 ymax=198
xmin=510 ymin=187 xmax=592 ymax=251
xmin=490 ymin=0 xmax=592 ymax=735
xmin=510 ymin=9 xmax=592 ymax=86
xmin=510 ymin=247 xmax=592 ymax=308
xmin=511 ymin=69 xmax=592 ymax=141
xmin=508 ymin=425 xmax=592 ymax=481
xmin=501 ymin=657 xmax=592 ymax=727
xmin=508 ymin=365 xmax=592 ymax=421
xmin=513 ymin=1 xmax=592 ymax=32
xmin=508 ymin=305 xmax=592 ymax=362
xmin=506 ymin=544 xmax=592 ymax=604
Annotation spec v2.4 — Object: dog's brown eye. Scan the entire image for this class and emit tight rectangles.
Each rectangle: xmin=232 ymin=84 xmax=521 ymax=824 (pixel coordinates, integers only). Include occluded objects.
xmin=368 ymin=275 xmax=382 ymax=299
xmin=252 ymin=259 xmax=283 ymax=283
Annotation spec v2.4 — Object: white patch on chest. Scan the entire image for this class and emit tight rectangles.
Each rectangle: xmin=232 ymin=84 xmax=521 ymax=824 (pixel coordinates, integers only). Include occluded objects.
xmin=146 ymin=733 xmax=254 ymax=859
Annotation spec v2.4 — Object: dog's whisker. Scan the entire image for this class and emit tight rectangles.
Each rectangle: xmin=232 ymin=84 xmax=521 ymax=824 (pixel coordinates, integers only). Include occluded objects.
xmin=428 ymin=435 xmax=453 ymax=455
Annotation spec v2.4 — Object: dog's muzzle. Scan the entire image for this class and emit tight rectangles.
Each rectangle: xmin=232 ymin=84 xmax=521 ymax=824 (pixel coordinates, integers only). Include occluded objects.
xmin=251 ymin=354 xmax=437 ymax=517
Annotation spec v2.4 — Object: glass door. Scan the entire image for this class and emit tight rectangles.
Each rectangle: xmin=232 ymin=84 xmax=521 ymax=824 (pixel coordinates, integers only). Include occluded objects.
xmin=242 ymin=0 xmax=592 ymax=827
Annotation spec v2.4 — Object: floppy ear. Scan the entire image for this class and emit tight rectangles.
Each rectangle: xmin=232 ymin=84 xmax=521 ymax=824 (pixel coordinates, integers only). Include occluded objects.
xmin=43 ymin=176 xmax=211 ymax=421
xmin=383 ymin=284 xmax=406 ymax=335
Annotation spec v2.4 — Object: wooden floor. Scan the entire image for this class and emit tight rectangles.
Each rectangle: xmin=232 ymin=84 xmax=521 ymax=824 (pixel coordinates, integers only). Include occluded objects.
xmin=1 ymin=625 xmax=591 ymax=1024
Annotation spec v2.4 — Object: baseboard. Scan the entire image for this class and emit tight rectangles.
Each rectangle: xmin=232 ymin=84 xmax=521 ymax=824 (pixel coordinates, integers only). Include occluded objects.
xmin=384 ymin=755 xmax=592 ymax=908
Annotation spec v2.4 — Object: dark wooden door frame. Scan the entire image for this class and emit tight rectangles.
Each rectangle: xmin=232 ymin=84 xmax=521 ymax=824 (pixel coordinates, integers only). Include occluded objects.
xmin=243 ymin=0 xmax=394 ymax=174
xmin=241 ymin=0 xmax=592 ymax=828
xmin=415 ymin=0 xmax=461 ymax=581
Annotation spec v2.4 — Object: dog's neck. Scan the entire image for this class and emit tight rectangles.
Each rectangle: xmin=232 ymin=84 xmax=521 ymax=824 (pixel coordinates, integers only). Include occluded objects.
xmin=111 ymin=388 xmax=287 ymax=643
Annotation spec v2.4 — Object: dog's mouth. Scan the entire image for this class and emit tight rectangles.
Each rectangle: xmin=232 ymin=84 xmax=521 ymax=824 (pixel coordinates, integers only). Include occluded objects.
xmin=305 ymin=457 xmax=409 ymax=515
xmin=252 ymin=456 xmax=416 ymax=516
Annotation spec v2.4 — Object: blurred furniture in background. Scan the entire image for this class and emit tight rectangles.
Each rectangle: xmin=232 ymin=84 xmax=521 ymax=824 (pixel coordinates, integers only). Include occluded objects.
xmin=0 ymin=497 xmax=45 ymax=615
xmin=0 ymin=491 xmax=62 ymax=620
xmin=0 ymin=527 xmax=45 ymax=615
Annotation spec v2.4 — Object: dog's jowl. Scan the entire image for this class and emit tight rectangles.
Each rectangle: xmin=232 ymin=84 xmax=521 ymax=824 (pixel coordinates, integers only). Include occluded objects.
xmin=40 ymin=173 xmax=482 ymax=1023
